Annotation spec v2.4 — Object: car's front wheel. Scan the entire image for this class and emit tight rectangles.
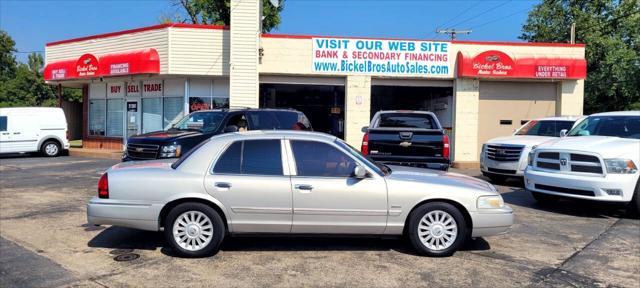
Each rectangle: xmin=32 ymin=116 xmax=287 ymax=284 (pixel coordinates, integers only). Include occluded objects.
xmin=407 ymin=202 xmax=468 ymax=257
xmin=164 ymin=202 xmax=225 ymax=258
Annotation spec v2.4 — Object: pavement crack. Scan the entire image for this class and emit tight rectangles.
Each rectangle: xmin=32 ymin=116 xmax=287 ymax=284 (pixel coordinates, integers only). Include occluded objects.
xmin=531 ymin=218 xmax=623 ymax=288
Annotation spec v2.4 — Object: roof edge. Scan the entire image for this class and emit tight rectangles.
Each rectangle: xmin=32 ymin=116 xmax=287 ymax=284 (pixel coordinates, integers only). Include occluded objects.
xmin=46 ymin=23 xmax=229 ymax=47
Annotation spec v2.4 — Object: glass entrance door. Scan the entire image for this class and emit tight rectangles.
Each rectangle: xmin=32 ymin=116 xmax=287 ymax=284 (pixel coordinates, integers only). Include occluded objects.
xmin=126 ymin=99 xmax=141 ymax=138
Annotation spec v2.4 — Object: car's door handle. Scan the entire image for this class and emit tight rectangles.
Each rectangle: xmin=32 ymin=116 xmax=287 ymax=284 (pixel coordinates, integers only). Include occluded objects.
xmin=295 ymin=184 xmax=313 ymax=191
xmin=12 ymin=132 xmax=20 ymax=135
xmin=214 ymin=182 xmax=231 ymax=188
xmin=1 ymin=132 xmax=8 ymax=135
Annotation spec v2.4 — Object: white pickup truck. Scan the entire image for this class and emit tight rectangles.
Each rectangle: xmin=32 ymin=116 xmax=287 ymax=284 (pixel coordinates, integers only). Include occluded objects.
xmin=525 ymin=111 xmax=640 ymax=213
xmin=480 ymin=116 xmax=580 ymax=182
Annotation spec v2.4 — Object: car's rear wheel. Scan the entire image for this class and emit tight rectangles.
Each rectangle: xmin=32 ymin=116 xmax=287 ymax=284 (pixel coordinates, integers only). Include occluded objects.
xmin=531 ymin=191 xmax=557 ymax=204
xmin=407 ymin=202 xmax=467 ymax=257
xmin=41 ymin=140 xmax=61 ymax=157
xmin=164 ymin=203 xmax=225 ymax=258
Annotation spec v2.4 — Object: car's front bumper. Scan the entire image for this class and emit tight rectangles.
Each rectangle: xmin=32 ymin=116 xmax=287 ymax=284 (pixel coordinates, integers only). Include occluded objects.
xmin=469 ymin=206 xmax=514 ymax=237
xmin=480 ymin=151 xmax=529 ymax=177
xmin=87 ymin=197 xmax=162 ymax=231
xmin=524 ymin=169 xmax=638 ymax=203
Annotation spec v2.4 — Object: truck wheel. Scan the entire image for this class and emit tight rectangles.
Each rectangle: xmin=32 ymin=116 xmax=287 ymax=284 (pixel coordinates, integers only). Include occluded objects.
xmin=531 ymin=191 xmax=557 ymax=204
xmin=164 ymin=202 xmax=225 ymax=258
xmin=485 ymin=174 xmax=506 ymax=184
xmin=407 ymin=202 xmax=467 ymax=257
xmin=41 ymin=140 xmax=61 ymax=157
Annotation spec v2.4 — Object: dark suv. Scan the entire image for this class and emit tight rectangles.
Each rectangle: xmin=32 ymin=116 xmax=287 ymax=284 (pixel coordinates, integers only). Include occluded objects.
xmin=124 ymin=108 xmax=312 ymax=161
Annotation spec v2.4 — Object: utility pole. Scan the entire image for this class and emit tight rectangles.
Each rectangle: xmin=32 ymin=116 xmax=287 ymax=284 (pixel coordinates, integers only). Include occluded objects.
xmin=436 ymin=28 xmax=472 ymax=40
xmin=570 ymin=22 xmax=576 ymax=44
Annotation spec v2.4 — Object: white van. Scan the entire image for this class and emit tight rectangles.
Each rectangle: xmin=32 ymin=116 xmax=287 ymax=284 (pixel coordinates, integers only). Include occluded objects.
xmin=0 ymin=107 xmax=70 ymax=157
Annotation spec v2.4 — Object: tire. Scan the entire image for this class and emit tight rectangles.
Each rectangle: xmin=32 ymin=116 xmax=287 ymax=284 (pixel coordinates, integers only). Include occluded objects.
xmin=164 ymin=202 xmax=225 ymax=258
xmin=628 ymin=180 xmax=640 ymax=218
xmin=41 ymin=140 xmax=61 ymax=157
xmin=531 ymin=191 xmax=557 ymax=204
xmin=483 ymin=172 xmax=506 ymax=184
xmin=407 ymin=202 xmax=468 ymax=257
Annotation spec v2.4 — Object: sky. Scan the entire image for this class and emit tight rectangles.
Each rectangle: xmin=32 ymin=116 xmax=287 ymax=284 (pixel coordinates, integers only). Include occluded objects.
xmin=0 ymin=0 xmax=539 ymax=63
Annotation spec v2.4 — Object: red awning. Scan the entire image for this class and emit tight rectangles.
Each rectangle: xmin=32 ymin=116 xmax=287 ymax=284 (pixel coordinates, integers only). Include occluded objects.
xmin=44 ymin=48 xmax=160 ymax=81
xmin=457 ymin=51 xmax=586 ymax=79
xmin=43 ymin=59 xmax=77 ymax=80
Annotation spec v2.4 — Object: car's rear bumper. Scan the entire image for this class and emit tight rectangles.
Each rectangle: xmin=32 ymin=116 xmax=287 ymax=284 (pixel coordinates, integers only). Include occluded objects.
xmin=87 ymin=197 xmax=161 ymax=231
xmin=524 ymin=169 xmax=638 ymax=202
xmin=469 ymin=206 xmax=514 ymax=237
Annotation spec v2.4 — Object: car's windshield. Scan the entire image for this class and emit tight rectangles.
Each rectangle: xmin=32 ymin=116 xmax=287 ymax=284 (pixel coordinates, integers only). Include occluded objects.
xmin=170 ymin=111 xmax=225 ymax=133
xmin=567 ymin=115 xmax=640 ymax=139
xmin=334 ymin=139 xmax=388 ymax=176
xmin=515 ymin=120 xmax=575 ymax=137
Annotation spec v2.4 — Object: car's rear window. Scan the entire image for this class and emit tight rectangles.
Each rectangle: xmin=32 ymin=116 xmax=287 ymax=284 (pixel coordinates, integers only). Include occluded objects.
xmin=376 ymin=113 xmax=437 ymax=129
xmin=171 ymin=138 xmax=211 ymax=169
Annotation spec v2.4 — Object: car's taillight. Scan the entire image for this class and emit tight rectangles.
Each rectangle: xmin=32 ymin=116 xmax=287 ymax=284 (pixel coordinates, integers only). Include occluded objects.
xmin=98 ymin=173 xmax=109 ymax=199
xmin=361 ymin=133 xmax=369 ymax=155
xmin=443 ymin=134 xmax=450 ymax=159
xmin=66 ymin=130 xmax=69 ymax=140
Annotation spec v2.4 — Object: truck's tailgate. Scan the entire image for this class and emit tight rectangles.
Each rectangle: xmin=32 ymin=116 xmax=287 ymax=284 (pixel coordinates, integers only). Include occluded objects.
xmin=367 ymin=129 xmax=445 ymax=158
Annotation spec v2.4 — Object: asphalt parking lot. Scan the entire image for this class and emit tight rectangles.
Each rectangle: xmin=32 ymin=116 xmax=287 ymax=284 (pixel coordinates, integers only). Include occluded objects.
xmin=0 ymin=155 xmax=638 ymax=288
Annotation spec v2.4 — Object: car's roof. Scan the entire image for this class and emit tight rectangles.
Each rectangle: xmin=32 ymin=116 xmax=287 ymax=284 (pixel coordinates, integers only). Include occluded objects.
xmin=535 ymin=116 xmax=583 ymax=121
xmin=191 ymin=107 xmax=301 ymax=113
xmin=214 ymin=130 xmax=337 ymax=142
xmin=375 ymin=110 xmax=435 ymax=115
xmin=0 ymin=107 xmax=63 ymax=112
xmin=590 ymin=111 xmax=640 ymax=117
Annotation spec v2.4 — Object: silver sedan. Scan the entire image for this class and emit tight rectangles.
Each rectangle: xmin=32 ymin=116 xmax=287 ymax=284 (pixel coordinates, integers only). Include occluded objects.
xmin=87 ymin=131 xmax=513 ymax=257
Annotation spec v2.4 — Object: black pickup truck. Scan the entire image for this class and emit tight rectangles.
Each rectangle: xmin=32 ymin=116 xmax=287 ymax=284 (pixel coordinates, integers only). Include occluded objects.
xmin=361 ymin=111 xmax=450 ymax=170
xmin=124 ymin=108 xmax=311 ymax=161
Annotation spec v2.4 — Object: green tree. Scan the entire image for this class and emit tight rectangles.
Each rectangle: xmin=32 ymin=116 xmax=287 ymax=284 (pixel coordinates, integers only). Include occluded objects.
xmin=170 ymin=0 xmax=284 ymax=32
xmin=520 ymin=0 xmax=640 ymax=113
xmin=0 ymin=30 xmax=17 ymax=81
xmin=0 ymin=30 xmax=81 ymax=108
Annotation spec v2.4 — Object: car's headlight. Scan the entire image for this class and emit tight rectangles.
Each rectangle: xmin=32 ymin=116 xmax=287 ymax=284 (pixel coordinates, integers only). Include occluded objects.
xmin=604 ymin=159 xmax=638 ymax=174
xmin=477 ymin=195 xmax=505 ymax=209
xmin=160 ymin=144 xmax=182 ymax=158
xmin=527 ymin=151 xmax=534 ymax=166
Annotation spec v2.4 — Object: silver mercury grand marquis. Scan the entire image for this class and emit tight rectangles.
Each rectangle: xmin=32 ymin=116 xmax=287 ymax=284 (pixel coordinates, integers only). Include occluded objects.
xmin=88 ymin=131 xmax=513 ymax=257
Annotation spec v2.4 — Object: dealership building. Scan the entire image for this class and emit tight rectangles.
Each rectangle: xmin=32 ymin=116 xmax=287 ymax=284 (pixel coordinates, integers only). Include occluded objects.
xmin=43 ymin=0 xmax=586 ymax=167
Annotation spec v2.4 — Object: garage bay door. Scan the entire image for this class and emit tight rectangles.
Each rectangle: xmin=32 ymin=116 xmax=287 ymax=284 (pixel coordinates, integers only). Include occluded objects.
xmin=478 ymin=81 xmax=557 ymax=158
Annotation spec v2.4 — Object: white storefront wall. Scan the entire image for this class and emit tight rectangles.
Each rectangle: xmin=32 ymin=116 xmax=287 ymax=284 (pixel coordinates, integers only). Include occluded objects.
xmin=87 ymin=77 xmax=229 ymax=139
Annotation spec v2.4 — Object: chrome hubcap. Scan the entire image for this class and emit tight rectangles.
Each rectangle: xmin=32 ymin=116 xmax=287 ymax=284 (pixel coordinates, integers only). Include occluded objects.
xmin=45 ymin=143 xmax=58 ymax=155
xmin=418 ymin=210 xmax=458 ymax=251
xmin=173 ymin=211 xmax=213 ymax=251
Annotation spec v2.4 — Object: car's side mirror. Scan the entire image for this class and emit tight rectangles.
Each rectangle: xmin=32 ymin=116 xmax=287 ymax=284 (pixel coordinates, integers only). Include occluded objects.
xmin=353 ymin=165 xmax=367 ymax=179
xmin=559 ymin=129 xmax=568 ymax=137
xmin=224 ymin=125 xmax=239 ymax=133
xmin=361 ymin=126 xmax=368 ymax=133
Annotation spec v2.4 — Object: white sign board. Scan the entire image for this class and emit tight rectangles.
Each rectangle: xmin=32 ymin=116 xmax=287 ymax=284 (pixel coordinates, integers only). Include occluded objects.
xmin=312 ymin=38 xmax=451 ymax=77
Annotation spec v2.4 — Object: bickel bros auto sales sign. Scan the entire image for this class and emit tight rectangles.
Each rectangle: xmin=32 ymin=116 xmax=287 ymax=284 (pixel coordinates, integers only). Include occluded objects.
xmin=312 ymin=38 xmax=451 ymax=77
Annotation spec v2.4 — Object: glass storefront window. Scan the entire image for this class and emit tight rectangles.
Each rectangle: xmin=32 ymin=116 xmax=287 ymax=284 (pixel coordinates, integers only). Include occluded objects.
xmin=163 ymin=97 xmax=184 ymax=128
xmin=106 ymin=99 xmax=124 ymax=136
xmin=89 ymin=99 xmax=106 ymax=136
xmin=142 ymin=98 xmax=162 ymax=133
xmin=213 ymin=97 xmax=229 ymax=109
